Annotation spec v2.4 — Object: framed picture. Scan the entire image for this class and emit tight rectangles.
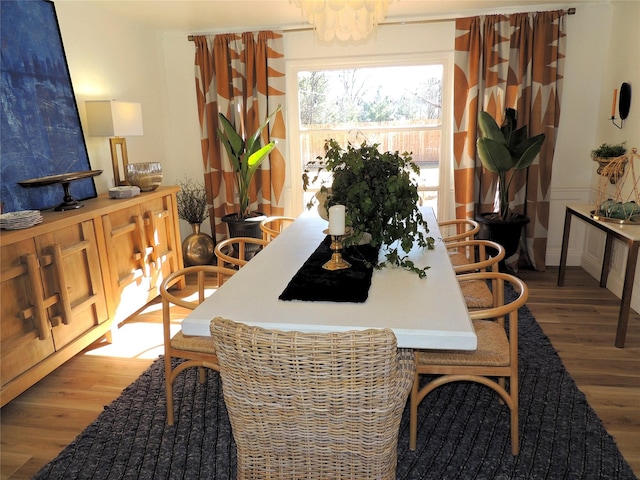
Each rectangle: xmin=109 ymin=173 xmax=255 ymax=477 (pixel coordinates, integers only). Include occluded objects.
xmin=1 ymin=0 xmax=97 ymax=213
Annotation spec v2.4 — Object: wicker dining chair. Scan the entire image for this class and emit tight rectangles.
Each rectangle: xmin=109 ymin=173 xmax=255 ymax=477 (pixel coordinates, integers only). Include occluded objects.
xmin=409 ymin=271 xmax=528 ymax=455
xmin=210 ymin=317 xmax=415 ymax=480
xmin=438 ymin=218 xmax=480 ymax=243
xmin=213 ymin=236 xmax=268 ymax=268
xmin=160 ymin=265 xmax=236 ymax=425
xmin=447 ymin=239 xmax=504 ymax=309
xmin=260 ymin=215 xmax=295 ymax=242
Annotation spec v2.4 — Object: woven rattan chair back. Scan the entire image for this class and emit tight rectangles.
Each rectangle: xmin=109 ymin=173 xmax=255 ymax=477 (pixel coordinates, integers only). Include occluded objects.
xmin=210 ymin=317 xmax=415 ymax=480
xmin=446 ymin=240 xmax=505 ymax=308
xmin=260 ymin=216 xmax=295 ymax=242
xmin=409 ymin=272 xmax=528 ymax=455
xmin=160 ymin=265 xmax=236 ymax=425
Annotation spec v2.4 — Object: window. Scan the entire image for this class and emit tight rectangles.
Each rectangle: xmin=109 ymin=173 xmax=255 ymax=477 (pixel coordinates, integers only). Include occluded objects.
xmin=289 ymin=58 xmax=451 ymax=219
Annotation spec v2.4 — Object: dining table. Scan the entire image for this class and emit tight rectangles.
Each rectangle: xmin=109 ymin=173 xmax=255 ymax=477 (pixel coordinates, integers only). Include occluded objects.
xmin=181 ymin=207 xmax=477 ymax=350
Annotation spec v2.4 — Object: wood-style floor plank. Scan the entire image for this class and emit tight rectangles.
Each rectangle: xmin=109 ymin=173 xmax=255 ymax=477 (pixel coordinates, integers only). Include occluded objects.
xmin=518 ymin=266 xmax=640 ymax=475
xmin=1 ymin=266 xmax=638 ymax=479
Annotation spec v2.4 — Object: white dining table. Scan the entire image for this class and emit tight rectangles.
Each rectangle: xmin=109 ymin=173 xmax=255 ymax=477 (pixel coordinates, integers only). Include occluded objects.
xmin=181 ymin=207 xmax=477 ymax=350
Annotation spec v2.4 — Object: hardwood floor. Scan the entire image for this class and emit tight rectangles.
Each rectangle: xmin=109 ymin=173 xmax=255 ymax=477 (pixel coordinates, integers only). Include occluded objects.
xmin=1 ymin=266 xmax=638 ymax=479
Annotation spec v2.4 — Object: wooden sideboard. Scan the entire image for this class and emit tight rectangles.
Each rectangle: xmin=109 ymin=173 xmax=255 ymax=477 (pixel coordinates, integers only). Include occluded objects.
xmin=0 ymin=186 xmax=184 ymax=406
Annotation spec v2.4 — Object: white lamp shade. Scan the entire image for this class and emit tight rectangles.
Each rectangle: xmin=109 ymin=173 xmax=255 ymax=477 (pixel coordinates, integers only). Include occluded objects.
xmin=86 ymin=100 xmax=143 ymax=137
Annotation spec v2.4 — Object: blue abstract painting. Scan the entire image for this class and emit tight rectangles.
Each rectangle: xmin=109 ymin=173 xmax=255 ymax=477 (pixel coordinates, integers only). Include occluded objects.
xmin=1 ymin=0 xmax=96 ymax=213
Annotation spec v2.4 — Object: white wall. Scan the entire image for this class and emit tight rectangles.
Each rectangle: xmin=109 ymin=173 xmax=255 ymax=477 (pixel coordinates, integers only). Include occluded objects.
xmin=578 ymin=1 xmax=640 ymax=307
xmin=55 ymin=1 xmax=170 ymax=196
xmin=55 ymin=1 xmax=640 ymax=307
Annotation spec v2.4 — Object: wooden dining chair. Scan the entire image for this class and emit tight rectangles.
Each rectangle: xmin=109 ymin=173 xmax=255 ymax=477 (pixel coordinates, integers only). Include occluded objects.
xmin=438 ymin=218 xmax=480 ymax=243
xmin=210 ymin=317 xmax=415 ymax=480
xmin=409 ymin=271 xmax=528 ymax=455
xmin=160 ymin=265 xmax=236 ymax=425
xmin=447 ymin=239 xmax=504 ymax=309
xmin=213 ymin=236 xmax=268 ymax=269
xmin=260 ymin=215 xmax=295 ymax=242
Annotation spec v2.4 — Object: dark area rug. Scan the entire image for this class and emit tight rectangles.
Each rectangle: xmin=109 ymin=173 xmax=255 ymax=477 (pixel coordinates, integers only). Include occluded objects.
xmin=34 ymin=302 xmax=637 ymax=479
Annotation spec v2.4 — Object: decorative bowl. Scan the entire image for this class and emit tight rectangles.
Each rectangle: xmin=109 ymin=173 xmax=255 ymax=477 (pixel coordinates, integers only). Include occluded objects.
xmin=126 ymin=162 xmax=163 ymax=191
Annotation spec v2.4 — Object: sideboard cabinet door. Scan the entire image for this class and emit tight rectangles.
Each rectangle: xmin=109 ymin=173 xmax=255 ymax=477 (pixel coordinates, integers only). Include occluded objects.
xmin=101 ymin=204 xmax=150 ymax=322
xmin=0 ymin=239 xmax=56 ymax=390
xmin=139 ymin=193 xmax=181 ymax=299
xmin=101 ymin=190 xmax=182 ymax=322
xmin=35 ymin=219 xmax=109 ymax=349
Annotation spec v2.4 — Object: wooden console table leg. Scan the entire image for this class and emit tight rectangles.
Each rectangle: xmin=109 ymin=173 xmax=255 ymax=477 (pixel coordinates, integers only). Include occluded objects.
xmin=601 ymin=234 xmax=614 ymax=288
xmin=558 ymin=208 xmax=572 ymax=287
xmin=615 ymin=241 xmax=640 ymax=348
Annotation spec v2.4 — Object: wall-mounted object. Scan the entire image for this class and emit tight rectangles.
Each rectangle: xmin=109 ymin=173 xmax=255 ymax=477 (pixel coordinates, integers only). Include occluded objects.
xmin=86 ymin=100 xmax=143 ymax=186
xmin=611 ymin=82 xmax=632 ymax=129
xmin=0 ymin=0 xmax=97 ymax=213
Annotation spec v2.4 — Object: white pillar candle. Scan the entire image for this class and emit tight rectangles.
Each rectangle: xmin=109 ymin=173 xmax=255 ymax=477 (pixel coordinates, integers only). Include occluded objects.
xmin=328 ymin=204 xmax=346 ymax=235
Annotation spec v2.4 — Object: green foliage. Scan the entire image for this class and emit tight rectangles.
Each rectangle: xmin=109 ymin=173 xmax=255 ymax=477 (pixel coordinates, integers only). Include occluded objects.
xmin=176 ymin=177 xmax=210 ymax=225
xmin=217 ymin=105 xmax=281 ymax=219
xmin=591 ymin=142 xmax=627 ymax=159
xmin=297 ymin=68 xmax=442 ymax=126
xmin=304 ymin=139 xmax=435 ymax=278
xmin=476 ymin=108 xmax=545 ymax=221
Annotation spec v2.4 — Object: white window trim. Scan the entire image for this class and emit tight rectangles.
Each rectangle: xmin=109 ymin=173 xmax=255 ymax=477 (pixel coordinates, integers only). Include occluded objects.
xmin=285 ymin=52 xmax=453 ymax=220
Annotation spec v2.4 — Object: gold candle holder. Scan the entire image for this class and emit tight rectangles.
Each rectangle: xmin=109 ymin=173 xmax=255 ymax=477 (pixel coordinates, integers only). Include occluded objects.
xmin=322 ymin=228 xmax=351 ymax=271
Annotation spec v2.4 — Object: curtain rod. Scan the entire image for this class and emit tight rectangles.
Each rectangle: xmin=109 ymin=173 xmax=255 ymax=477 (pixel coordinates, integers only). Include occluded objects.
xmin=187 ymin=7 xmax=575 ymax=41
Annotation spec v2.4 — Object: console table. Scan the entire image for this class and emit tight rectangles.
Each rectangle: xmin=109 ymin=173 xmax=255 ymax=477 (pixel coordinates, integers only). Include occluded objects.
xmin=558 ymin=204 xmax=640 ymax=347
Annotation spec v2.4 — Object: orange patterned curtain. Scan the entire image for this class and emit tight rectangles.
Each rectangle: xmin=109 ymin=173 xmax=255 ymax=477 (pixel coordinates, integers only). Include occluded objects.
xmin=453 ymin=11 xmax=567 ymax=271
xmin=193 ymin=31 xmax=286 ymax=242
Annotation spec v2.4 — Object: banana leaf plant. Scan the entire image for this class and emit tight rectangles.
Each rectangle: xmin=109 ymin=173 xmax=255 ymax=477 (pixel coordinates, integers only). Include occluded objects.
xmin=476 ymin=108 xmax=545 ymax=221
xmin=217 ymin=105 xmax=281 ymax=219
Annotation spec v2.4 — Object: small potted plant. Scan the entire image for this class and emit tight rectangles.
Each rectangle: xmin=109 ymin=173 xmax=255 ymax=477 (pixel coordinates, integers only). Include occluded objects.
xmin=475 ymin=108 xmax=545 ymax=263
xmin=591 ymin=141 xmax=627 ymax=184
xmin=303 ymin=139 xmax=435 ymax=278
xmin=217 ymin=105 xmax=281 ymax=239
xmin=176 ymin=177 xmax=214 ymax=265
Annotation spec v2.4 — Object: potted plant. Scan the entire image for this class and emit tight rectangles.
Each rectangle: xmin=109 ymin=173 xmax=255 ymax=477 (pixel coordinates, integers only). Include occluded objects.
xmin=217 ymin=105 xmax=281 ymax=239
xmin=475 ymin=108 xmax=545 ymax=263
xmin=303 ymin=139 xmax=435 ymax=278
xmin=176 ymin=177 xmax=214 ymax=265
xmin=591 ymin=141 xmax=627 ymax=184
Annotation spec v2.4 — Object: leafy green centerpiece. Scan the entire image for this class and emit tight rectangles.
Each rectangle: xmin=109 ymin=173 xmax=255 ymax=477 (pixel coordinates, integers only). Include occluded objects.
xmin=304 ymin=139 xmax=434 ymax=278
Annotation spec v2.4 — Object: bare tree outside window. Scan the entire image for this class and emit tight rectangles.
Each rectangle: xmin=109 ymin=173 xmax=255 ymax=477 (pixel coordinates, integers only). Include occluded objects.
xmin=297 ymin=65 xmax=444 ymax=211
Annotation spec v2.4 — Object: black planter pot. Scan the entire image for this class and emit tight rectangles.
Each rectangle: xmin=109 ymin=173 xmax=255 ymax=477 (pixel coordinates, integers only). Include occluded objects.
xmin=475 ymin=212 xmax=530 ymax=265
xmin=222 ymin=213 xmax=266 ymax=239
xmin=221 ymin=212 xmax=267 ymax=260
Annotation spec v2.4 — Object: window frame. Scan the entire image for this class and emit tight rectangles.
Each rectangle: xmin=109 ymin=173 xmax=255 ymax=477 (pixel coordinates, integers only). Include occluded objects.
xmin=285 ymin=53 xmax=453 ymax=220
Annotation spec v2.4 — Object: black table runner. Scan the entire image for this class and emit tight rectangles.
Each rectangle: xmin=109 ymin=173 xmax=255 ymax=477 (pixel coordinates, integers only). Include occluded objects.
xmin=278 ymin=236 xmax=380 ymax=303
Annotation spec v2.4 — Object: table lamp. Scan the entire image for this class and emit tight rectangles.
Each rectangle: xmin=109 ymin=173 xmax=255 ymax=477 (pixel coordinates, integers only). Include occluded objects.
xmin=86 ymin=100 xmax=143 ymax=186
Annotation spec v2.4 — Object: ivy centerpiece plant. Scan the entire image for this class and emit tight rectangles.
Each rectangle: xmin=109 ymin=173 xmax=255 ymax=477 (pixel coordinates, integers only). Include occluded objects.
xmin=303 ymin=139 xmax=434 ymax=278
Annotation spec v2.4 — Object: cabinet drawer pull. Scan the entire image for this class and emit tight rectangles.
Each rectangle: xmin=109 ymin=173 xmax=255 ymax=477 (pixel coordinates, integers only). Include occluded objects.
xmin=20 ymin=253 xmax=50 ymax=340
xmin=51 ymin=244 xmax=74 ymax=325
